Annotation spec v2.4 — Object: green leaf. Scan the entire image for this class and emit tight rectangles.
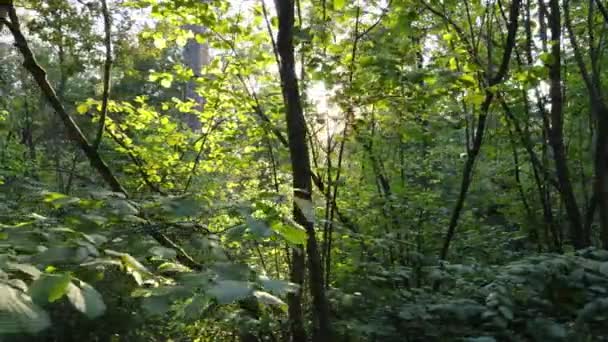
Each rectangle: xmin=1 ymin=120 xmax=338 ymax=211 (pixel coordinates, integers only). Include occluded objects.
xmin=253 ymin=290 xmax=285 ymax=306
xmin=334 ymin=0 xmax=345 ymax=10
xmin=599 ymin=262 xmax=608 ymax=276
xmin=448 ymin=57 xmax=458 ymax=70
xmin=207 ymin=280 xmax=252 ymax=304
xmin=195 ymin=34 xmax=206 ymax=44
xmin=149 ymin=246 xmax=177 ymax=259
xmin=465 ymin=337 xmax=496 ymax=342
xmin=66 ymin=281 xmax=106 ymax=319
xmin=153 ymin=36 xmax=167 ymax=49
xmin=458 ymin=74 xmax=477 ymax=87
xmin=105 ymin=250 xmax=152 ymax=285
xmin=539 ymin=52 xmax=555 ymax=66
xmin=28 ymin=273 xmax=72 ymax=304
xmin=42 ymin=192 xmax=80 ymax=207
xmin=122 ymin=254 xmax=151 ymax=278
xmin=211 ymin=262 xmax=250 ymax=281
xmin=246 ymin=216 xmax=272 ymax=238
xmin=175 ymin=35 xmax=188 ymax=47
xmin=76 ymin=103 xmax=89 ymax=114
xmin=258 ymin=275 xmax=299 ymax=295
xmin=183 ymin=294 xmax=211 ymax=321
xmin=141 ymin=296 xmax=171 ymax=316
xmin=272 ymin=220 xmax=308 ymax=245
xmin=465 ymin=93 xmax=486 ymax=106
xmin=160 ymin=78 xmax=172 ymax=88
xmin=158 ymin=262 xmax=191 ymax=274
xmin=497 ymin=305 xmax=513 ymax=321
xmin=0 ymin=284 xmax=50 ymax=334
xmin=32 ymin=246 xmax=81 ymax=265
xmin=161 ymin=196 xmax=200 ymax=217
xmin=6 ymin=262 xmax=42 ymax=279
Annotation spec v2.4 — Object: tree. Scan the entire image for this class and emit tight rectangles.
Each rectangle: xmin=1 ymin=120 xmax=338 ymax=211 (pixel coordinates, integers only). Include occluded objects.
xmin=275 ymin=0 xmax=331 ymax=340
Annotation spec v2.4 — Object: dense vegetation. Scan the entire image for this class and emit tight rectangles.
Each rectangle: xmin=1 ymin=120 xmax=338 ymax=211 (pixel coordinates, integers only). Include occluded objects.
xmin=1 ymin=0 xmax=608 ymax=340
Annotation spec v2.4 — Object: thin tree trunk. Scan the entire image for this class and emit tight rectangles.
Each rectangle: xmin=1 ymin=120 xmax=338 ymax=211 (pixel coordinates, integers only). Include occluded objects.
xmin=287 ymin=247 xmax=306 ymax=342
xmin=564 ymin=0 xmax=608 ymax=247
xmin=439 ymin=0 xmax=521 ymax=260
xmin=275 ymin=1 xmax=331 ymax=341
xmin=93 ymin=0 xmax=113 ymax=150
xmin=500 ymin=98 xmax=557 ymax=250
xmin=547 ymin=0 xmax=586 ymax=249
xmin=595 ymin=122 xmax=608 ymax=247
xmin=507 ymin=127 xmax=539 ymax=247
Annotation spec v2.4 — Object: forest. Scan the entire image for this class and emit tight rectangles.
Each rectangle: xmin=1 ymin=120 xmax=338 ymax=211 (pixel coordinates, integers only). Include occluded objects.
xmin=1 ymin=0 xmax=608 ymax=340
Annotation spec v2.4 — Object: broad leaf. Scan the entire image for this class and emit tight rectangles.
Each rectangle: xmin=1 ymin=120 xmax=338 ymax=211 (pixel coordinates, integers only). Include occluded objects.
xmin=207 ymin=280 xmax=252 ymax=304
xmin=271 ymin=220 xmax=307 ymax=245
xmin=149 ymin=246 xmax=177 ymax=259
xmin=28 ymin=273 xmax=72 ymax=304
xmin=253 ymin=290 xmax=285 ymax=306
xmin=183 ymin=294 xmax=211 ymax=321
xmin=66 ymin=281 xmax=106 ymax=319
xmin=258 ymin=276 xmax=299 ymax=295
xmin=0 ymin=284 xmax=50 ymax=334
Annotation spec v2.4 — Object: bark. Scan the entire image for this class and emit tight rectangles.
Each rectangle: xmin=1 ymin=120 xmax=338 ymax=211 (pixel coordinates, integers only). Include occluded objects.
xmin=535 ymin=0 xmax=562 ymax=250
xmin=287 ymin=246 xmax=306 ymax=342
xmin=547 ymin=0 xmax=586 ymax=248
xmin=596 ymin=122 xmax=608 ymax=247
xmin=275 ymin=1 xmax=331 ymax=341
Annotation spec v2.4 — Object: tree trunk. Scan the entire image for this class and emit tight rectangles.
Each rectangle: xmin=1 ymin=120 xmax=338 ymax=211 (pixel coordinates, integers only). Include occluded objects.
xmin=182 ymin=24 xmax=209 ymax=131
xmin=438 ymin=0 xmax=520 ymax=260
xmin=596 ymin=116 xmax=608 ymax=247
xmin=275 ymin=1 xmax=331 ymax=341
xmin=564 ymin=0 xmax=608 ymax=248
xmin=546 ymin=0 xmax=586 ymax=249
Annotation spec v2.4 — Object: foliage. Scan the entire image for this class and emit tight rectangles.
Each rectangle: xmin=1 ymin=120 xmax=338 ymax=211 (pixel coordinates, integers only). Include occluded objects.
xmin=1 ymin=0 xmax=608 ymax=340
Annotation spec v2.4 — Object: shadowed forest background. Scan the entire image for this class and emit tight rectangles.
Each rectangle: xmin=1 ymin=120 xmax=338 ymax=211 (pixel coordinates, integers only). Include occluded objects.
xmin=1 ymin=0 xmax=608 ymax=340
